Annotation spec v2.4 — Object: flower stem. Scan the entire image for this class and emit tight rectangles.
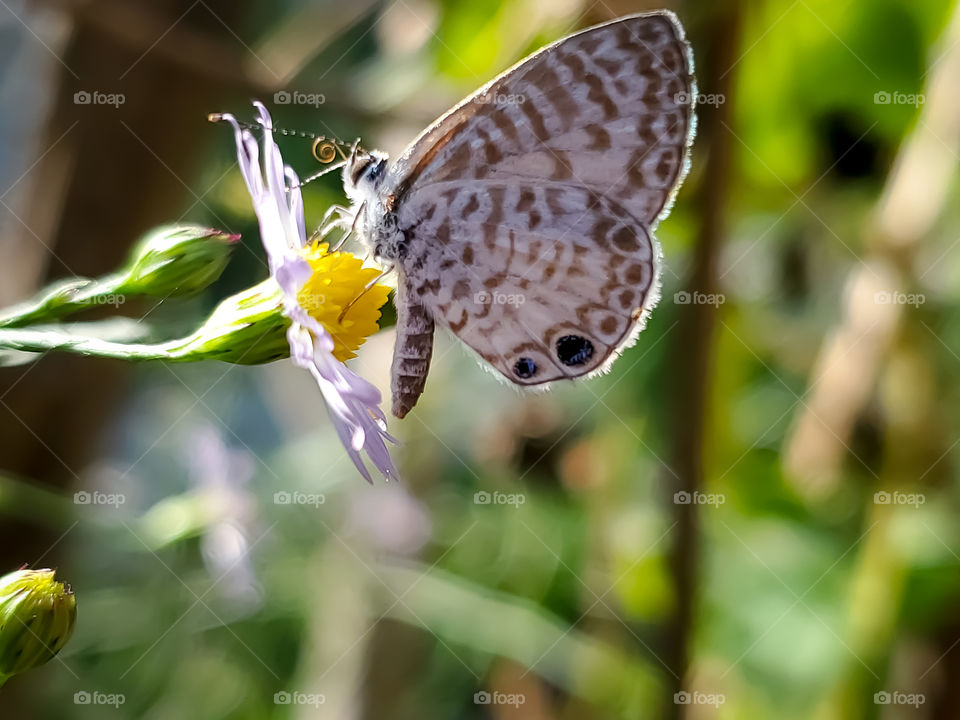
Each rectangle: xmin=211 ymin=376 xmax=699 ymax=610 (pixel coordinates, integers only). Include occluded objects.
xmin=0 ymin=279 xmax=292 ymax=366
xmin=0 ymin=275 xmax=127 ymax=329
xmin=0 ymin=326 xmax=179 ymax=361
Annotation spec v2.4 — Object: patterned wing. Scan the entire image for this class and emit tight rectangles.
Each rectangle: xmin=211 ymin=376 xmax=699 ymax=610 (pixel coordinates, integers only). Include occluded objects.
xmin=393 ymin=182 xmax=659 ymax=385
xmin=387 ymin=11 xmax=695 ymax=229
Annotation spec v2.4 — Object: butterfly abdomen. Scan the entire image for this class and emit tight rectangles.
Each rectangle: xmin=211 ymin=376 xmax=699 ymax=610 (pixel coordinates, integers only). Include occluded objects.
xmin=391 ymin=276 xmax=436 ymax=418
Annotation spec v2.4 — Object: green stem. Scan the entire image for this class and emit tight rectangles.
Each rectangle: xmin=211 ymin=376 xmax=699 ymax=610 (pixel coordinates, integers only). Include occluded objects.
xmin=0 ymin=278 xmax=290 ymax=366
xmin=0 ymin=274 xmax=127 ymax=329
xmin=0 ymin=326 xmax=180 ymax=361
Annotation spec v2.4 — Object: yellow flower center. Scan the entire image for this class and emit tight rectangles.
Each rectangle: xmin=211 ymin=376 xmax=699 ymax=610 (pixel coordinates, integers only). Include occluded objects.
xmin=296 ymin=242 xmax=390 ymax=362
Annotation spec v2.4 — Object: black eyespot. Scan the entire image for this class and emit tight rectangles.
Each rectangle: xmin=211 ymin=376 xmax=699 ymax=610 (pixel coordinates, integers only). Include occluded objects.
xmin=556 ymin=335 xmax=594 ymax=366
xmin=514 ymin=357 xmax=537 ymax=378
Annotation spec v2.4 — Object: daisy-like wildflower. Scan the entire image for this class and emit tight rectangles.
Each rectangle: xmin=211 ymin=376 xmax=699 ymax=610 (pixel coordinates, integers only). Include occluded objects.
xmin=218 ymin=102 xmax=397 ymax=482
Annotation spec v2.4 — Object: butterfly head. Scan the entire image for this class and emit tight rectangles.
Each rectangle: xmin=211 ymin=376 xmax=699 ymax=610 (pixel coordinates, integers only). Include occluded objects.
xmin=343 ymin=145 xmax=389 ymax=201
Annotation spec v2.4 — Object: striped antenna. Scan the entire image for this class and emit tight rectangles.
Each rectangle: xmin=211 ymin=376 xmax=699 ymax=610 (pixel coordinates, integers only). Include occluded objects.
xmin=207 ymin=113 xmax=359 ymax=164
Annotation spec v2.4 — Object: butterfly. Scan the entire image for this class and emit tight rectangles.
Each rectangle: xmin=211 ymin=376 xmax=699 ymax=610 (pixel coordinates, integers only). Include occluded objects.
xmin=341 ymin=11 xmax=696 ymax=418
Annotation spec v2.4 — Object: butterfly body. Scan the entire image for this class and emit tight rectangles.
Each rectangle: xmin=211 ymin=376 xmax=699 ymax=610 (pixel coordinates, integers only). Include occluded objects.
xmin=343 ymin=11 xmax=695 ymax=418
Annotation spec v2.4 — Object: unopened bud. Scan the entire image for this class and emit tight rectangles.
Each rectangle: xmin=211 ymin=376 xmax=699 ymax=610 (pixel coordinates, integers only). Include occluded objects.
xmin=0 ymin=568 xmax=76 ymax=684
xmin=118 ymin=224 xmax=239 ymax=297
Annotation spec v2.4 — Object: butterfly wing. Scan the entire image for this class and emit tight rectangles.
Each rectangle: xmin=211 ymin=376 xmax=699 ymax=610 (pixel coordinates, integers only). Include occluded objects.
xmin=394 ymin=182 xmax=659 ymax=385
xmin=387 ymin=11 xmax=695 ymax=229
xmin=385 ymin=11 xmax=694 ymax=392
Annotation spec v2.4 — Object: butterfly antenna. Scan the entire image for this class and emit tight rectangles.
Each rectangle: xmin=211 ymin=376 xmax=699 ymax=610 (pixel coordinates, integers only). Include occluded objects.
xmin=209 ymin=112 xmax=357 ymax=188
xmin=208 ymin=113 xmax=355 ymax=159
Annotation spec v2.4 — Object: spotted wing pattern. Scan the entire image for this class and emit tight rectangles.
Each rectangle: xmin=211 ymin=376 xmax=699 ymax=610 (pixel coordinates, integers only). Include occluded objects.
xmin=384 ymin=12 xmax=693 ymax=389
xmin=388 ymin=11 xmax=695 ymax=228
xmin=394 ymin=181 xmax=659 ymax=385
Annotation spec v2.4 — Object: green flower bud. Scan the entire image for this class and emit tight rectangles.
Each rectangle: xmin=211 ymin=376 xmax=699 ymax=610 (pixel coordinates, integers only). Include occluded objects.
xmin=117 ymin=224 xmax=239 ymax=297
xmin=0 ymin=569 xmax=76 ymax=685
xmin=166 ymin=278 xmax=291 ymax=364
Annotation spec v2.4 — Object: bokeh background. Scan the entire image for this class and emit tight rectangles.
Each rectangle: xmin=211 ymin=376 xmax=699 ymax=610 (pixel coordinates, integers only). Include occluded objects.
xmin=1 ymin=0 xmax=959 ymax=717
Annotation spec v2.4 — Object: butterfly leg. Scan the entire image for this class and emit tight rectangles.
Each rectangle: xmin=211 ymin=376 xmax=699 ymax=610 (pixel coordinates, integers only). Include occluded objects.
xmin=308 ymin=204 xmax=352 ymax=244
xmin=391 ymin=275 xmax=435 ymax=419
xmin=330 ymin=201 xmax=367 ymax=253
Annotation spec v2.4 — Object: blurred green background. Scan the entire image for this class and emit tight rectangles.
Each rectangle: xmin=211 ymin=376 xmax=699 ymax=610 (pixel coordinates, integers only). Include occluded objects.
xmin=1 ymin=0 xmax=959 ymax=717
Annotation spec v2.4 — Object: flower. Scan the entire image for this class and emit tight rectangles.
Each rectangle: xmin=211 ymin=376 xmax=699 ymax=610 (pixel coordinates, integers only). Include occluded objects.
xmin=218 ymin=102 xmax=397 ymax=482
xmin=0 ymin=568 xmax=77 ymax=685
xmin=297 ymin=243 xmax=391 ymax=362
